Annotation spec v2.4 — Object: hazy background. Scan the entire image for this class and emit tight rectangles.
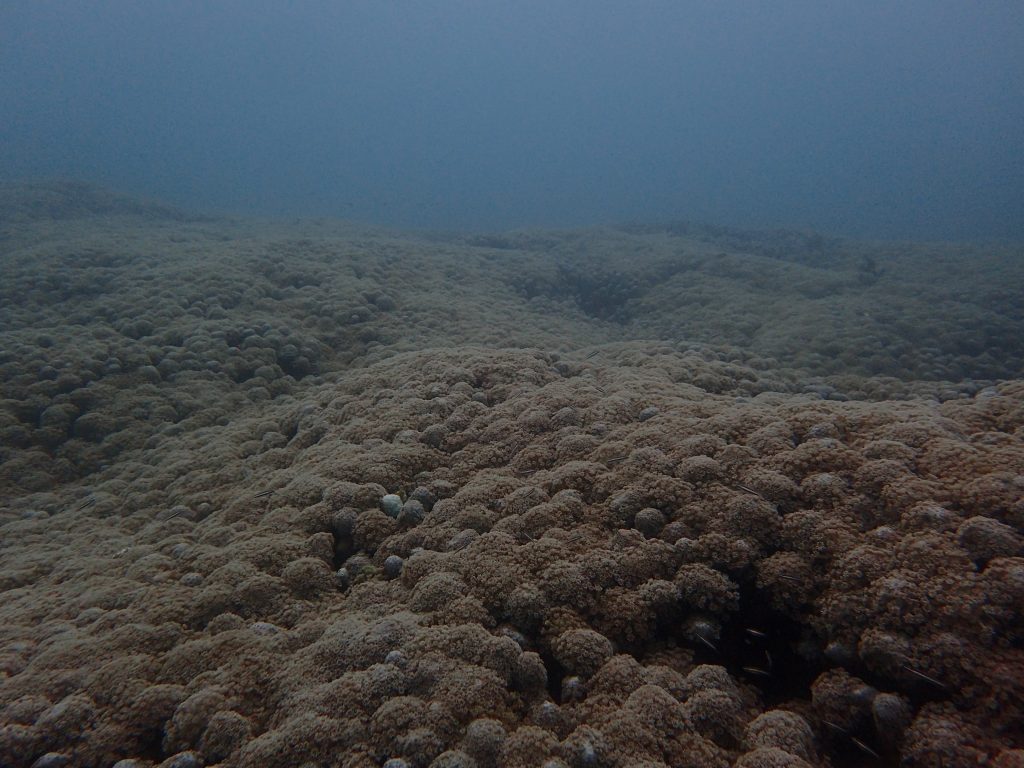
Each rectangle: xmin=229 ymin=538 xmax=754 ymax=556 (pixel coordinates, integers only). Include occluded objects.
xmin=2 ymin=1 xmax=1022 ymax=238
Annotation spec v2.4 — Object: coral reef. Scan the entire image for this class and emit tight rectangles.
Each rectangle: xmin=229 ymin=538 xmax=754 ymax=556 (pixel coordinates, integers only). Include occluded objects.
xmin=1 ymin=184 xmax=1022 ymax=767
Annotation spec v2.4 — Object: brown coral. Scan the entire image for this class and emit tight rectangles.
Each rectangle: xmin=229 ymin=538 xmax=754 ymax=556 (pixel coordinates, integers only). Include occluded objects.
xmin=552 ymin=629 xmax=615 ymax=678
xmin=1 ymin=195 xmax=1022 ymax=768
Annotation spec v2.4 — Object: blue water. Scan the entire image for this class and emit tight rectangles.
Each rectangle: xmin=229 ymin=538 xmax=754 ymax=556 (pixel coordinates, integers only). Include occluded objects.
xmin=1 ymin=1 xmax=1022 ymax=238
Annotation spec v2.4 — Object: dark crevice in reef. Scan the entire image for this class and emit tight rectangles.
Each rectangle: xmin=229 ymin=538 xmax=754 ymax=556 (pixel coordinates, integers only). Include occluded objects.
xmin=513 ymin=263 xmax=648 ymax=323
xmin=554 ymin=263 xmax=646 ymax=322
xmin=715 ymin=580 xmax=822 ymax=704
xmin=720 ymin=578 xmax=951 ymax=768
xmin=541 ymin=649 xmax=569 ymax=705
xmin=513 ymin=257 xmax=706 ymax=323
xmin=635 ymin=575 xmax=951 ymax=768
xmin=136 ymin=729 xmax=168 ymax=764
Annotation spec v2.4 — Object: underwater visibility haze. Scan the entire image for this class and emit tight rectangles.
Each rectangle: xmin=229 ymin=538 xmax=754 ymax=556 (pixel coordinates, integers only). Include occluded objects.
xmin=1 ymin=3 xmax=1024 ymax=768
xmin=2 ymin=0 xmax=1024 ymax=236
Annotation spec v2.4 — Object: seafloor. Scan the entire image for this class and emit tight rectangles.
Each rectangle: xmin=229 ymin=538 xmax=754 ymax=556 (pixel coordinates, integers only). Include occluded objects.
xmin=1 ymin=182 xmax=1022 ymax=768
